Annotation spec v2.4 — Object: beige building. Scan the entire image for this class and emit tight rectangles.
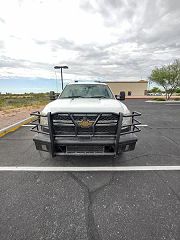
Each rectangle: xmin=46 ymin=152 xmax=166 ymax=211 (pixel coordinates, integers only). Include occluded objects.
xmin=105 ymin=80 xmax=148 ymax=96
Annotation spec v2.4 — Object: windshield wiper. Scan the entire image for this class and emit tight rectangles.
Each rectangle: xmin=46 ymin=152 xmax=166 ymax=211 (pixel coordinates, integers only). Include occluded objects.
xmin=61 ymin=96 xmax=108 ymax=99
xmin=61 ymin=96 xmax=85 ymax=99
xmin=89 ymin=96 xmax=108 ymax=99
xmin=72 ymin=96 xmax=85 ymax=98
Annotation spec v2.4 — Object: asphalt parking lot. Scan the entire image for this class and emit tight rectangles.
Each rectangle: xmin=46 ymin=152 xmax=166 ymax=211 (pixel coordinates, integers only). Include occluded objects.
xmin=0 ymin=100 xmax=180 ymax=240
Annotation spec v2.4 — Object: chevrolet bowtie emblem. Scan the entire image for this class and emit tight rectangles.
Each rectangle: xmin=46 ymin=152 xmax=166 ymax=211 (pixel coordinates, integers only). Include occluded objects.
xmin=78 ymin=119 xmax=94 ymax=128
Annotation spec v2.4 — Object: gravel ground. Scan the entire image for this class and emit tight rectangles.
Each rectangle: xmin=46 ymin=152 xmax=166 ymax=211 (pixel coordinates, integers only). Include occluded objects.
xmin=0 ymin=106 xmax=44 ymax=129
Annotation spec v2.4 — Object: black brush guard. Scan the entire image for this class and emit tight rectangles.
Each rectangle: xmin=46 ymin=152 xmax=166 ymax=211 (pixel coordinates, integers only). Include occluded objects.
xmin=30 ymin=111 xmax=141 ymax=157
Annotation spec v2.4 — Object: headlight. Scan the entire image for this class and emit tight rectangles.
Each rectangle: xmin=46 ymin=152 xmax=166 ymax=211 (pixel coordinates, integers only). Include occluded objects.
xmin=40 ymin=116 xmax=48 ymax=126
xmin=122 ymin=115 xmax=131 ymax=127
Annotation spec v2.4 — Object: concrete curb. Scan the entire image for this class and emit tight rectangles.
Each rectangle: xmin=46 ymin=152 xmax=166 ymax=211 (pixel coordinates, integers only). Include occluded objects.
xmin=145 ymin=100 xmax=180 ymax=103
xmin=0 ymin=116 xmax=34 ymax=137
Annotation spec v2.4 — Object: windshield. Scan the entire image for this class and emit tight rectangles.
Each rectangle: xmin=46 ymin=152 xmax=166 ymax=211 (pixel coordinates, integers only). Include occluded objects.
xmin=59 ymin=84 xmax=114 ymax=99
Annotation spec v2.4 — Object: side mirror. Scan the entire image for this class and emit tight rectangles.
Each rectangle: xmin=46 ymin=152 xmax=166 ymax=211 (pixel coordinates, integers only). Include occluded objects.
xmin=119 ymin=91 xmax=125 ymax=101
xmin=50 ymin=91 xmax=56 ymax=101
xmin=115 ymin=95 xmax=120 ymax=100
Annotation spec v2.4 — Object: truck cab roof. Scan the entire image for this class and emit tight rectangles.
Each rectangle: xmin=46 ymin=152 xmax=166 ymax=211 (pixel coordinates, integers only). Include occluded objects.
xmin=67 ymin=81 xmax=107 ymax=85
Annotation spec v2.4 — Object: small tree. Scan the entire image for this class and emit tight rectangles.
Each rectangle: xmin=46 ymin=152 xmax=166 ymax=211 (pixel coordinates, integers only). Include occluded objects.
xmin=175 ymin=88 xmax=180 ymax=94
xmin=149 ymin=59 xmax=180 ymax=100
xmin=151 ymin=87 xmax=161 ymax=93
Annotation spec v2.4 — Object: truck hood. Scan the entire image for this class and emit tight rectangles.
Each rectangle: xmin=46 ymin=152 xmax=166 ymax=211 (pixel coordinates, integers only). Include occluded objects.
xmin=42 ymin=98 xmax=130 ymax=115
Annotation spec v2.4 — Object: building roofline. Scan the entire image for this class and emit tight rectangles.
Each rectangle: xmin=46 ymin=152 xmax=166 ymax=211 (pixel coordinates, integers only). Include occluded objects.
xmin=103 ymin=80 xmax=148 ymax=83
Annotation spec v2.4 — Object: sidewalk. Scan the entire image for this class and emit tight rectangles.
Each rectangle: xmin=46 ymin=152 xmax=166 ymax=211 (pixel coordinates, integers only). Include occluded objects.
xmin=126 ymin=95 xmax=180 ymax=99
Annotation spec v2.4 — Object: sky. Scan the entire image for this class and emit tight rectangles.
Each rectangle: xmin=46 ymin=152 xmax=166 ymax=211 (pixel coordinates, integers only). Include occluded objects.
xmin=0 ymin=0 xmax=180 ymax=93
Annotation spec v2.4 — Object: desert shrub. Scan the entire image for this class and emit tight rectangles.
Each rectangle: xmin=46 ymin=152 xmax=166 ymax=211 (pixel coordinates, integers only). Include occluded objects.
xmin=0 ymin=93 xmax=49 ymax=110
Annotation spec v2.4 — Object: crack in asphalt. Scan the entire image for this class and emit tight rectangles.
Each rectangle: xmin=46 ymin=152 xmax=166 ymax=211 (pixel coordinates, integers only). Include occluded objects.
xmin=162 ymin=135 xmax=180 ymax=147
xmin=119 ymin=153 xmax=180 ymax=164
xmin=154 ymin=171 xmax=180 ymax=203
xmin=86 ymin=190 xmax=102 ymax=240
xmin=155 ymin=128 xmax=180 ymax=147
xmin=67 ymin=159 xmax=119 ymax=240
xmin=68 ymin=172 xmax=117 ymax=240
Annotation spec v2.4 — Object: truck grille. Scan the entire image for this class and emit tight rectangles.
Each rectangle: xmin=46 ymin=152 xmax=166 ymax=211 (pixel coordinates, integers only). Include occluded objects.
xmin=52 ymin=113 xmax=119 ymax=136
xmin=53 ymin=113 xmax=118 ymax=122
xmin=67 ymin=145 xmax=104 ymax=153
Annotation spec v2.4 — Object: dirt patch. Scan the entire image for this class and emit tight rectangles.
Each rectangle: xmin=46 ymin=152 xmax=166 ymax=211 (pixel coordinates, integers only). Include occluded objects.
xmin=0 ymin=105 xmax=44 ymax=129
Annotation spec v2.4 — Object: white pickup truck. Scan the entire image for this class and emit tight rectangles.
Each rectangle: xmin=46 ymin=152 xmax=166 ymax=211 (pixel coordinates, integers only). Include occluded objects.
xmin=31 ymin=82 xmax=141 ymax=157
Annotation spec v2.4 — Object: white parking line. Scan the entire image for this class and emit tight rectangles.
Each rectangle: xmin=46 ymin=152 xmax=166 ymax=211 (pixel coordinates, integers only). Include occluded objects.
xmin=22 ymin=124 xmax=36 ymax=127
xmin=0 ymin=166 xmax=180 ymax=172
xmin=137 ymin=124 xmax=148 ymax=127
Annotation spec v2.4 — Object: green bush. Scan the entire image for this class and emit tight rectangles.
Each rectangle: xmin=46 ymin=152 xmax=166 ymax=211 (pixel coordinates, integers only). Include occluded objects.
xmin=175 ymin=88 xmax=180 ymax=94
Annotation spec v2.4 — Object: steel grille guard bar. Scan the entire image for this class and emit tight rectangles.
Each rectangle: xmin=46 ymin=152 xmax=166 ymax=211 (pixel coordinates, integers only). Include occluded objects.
xmin=30 ymin=111 xmax=141 ymax=156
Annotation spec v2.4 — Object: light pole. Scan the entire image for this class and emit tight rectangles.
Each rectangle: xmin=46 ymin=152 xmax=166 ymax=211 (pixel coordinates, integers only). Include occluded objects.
xmin=54 ymin=65 xmax=68 ymax=90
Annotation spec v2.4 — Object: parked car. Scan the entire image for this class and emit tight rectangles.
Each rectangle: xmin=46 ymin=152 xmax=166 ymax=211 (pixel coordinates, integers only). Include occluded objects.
xmin=31 ymin=82 xmax=141 ymax=157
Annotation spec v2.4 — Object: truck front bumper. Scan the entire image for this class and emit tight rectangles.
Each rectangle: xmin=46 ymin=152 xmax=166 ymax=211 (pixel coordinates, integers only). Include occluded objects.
xmin=33 ymin=133 xmax=138 ymax=156
xmin=31 ymin=111 xmax=141 ymax=157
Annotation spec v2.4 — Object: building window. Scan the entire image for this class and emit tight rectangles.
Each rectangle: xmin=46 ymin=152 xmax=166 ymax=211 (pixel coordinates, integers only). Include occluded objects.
xmin=128 ymin=91 xmax=132 ymax=96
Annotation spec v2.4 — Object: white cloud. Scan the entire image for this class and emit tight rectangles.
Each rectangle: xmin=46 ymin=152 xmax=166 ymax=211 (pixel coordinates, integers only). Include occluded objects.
xmin=0 ymin=0 xmax=180 ymax=83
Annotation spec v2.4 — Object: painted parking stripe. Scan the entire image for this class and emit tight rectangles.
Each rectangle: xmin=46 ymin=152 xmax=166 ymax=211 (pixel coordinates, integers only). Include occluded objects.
xmin=22 ymin=124 xmax=36 ymax=127
xmin=0 ymin=166 xmax=180 ymax=172
xmin=136 ymin=124 xmax=148 ymax=127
